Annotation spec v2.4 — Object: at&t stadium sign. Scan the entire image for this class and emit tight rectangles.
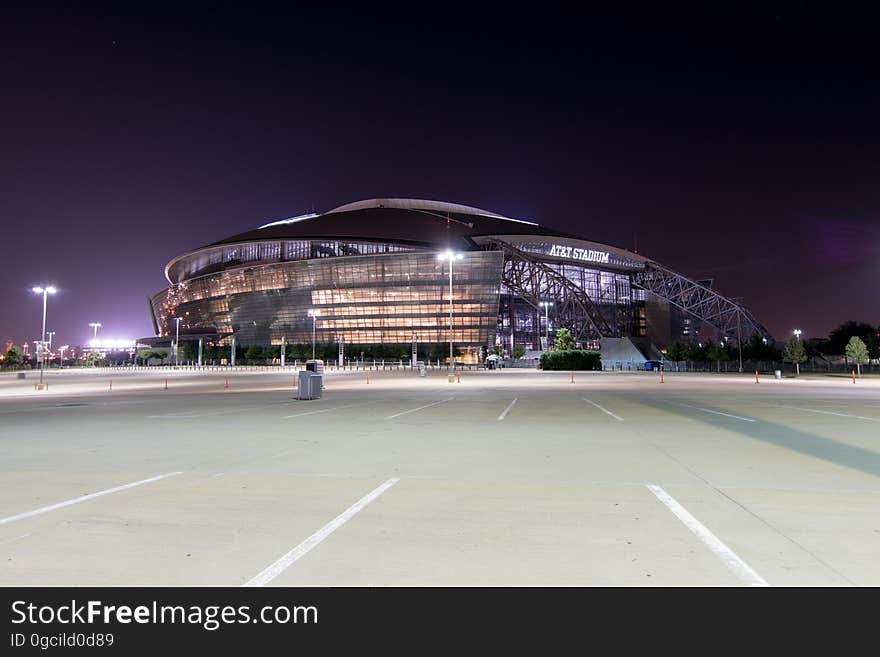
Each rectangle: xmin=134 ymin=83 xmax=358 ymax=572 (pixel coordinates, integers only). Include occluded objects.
xmin=547 ymin=244 xmax=610 ymax=264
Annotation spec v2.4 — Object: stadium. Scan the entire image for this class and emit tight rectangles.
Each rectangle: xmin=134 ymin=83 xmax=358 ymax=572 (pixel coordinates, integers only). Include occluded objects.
xmin=147 ymin=198 xmax=770 ymax=364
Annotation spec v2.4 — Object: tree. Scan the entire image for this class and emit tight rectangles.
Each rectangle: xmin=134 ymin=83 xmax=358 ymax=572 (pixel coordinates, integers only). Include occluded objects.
xmin=706 ymin=340 xmax=730 ymax=371
xmin=553 ymin=328 xmax=576 ymax=351
xmin=783 ymin=337 xmax=807 ymax=376
xmin=845 ymin=336 xmax=870 ymax=377
xmin=85 ymin=351 xmax=102 ymax=367
xmin=4 ymin=344 xmax=24 ymax=369
xmin=829 ymin=321 xmax=879 ymax=359
xmin=512 ymin=345 xmax=526 ymax=359
xmin=492 ymin=344 xmax=504 ymax=357
xmin=244 ymin=345 xmax=264 ymax=363
xmin=665 ymin=342 xmax=687 ymax=362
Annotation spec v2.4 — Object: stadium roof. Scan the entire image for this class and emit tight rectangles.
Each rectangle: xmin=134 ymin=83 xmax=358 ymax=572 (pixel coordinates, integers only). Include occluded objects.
xmin=207 ymin=198 xmax=576 ymax=250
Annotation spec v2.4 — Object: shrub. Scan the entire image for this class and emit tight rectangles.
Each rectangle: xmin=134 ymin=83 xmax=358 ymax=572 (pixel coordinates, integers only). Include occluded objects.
xmin=540 ymin=349 xmax=601 ymax=371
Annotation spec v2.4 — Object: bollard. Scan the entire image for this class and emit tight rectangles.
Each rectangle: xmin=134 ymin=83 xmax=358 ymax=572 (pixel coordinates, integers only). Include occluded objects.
xmin=852 ymin=370 xmax=856 ymax=384
xmin=570 ymin=370 xmax=574 ymax=383
xmin=755 ymin=370 xmax=759 ymax=384
xmin=660 ymin=370 xmax=665 ymax=384
xmin=457 ymin=371 xmax=461 ymax=383
xmin=164 ymin=378 xmax=168 ymax=390
xmin=225 ymin=378 xmax=229 ymax=389
xmin=109 ymin=379 xmax=112 ymax=391
xmin=366 ymin=372 xmax=370 ymax=384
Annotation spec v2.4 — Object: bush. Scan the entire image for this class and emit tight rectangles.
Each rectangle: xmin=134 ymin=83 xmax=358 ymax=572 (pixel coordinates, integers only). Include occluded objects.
xmin=540 ymin=350 xmax=601 ymax=371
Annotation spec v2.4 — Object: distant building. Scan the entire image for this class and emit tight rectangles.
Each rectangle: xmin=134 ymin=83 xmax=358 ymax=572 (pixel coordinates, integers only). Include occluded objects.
xmin=145 ymin=198 xmax=769 ymax=361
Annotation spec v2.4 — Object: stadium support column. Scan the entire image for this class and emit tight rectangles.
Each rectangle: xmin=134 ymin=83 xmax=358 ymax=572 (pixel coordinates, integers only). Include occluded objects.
xmin=280 ymin=336 xmax=285 ymax=367
xmin=231 ymin=336 xmax=236 ymax=367
xmin=737 ymin=311 xmax=743 ymax=373
xmin=338 ymin=335 xmax=344 ymax=368
xmin=197 ymin=338 xmax=203 ymax=368
xmin=411 ymin=334 xmax=417 ymax=367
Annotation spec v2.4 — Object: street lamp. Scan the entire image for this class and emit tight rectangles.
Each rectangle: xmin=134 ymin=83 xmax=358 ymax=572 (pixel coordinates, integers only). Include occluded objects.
xmin=539 ymin=301 xmax=553 ymax=349
xmin=437 ymin=251 xmax=463 ymax=369
xmin=32 ymin=285 xmax=57 ymax=386
xmin=793 ymin=329 xmax=802 ymax=341
xmin=174 ymin=317 xmax=183 ymax=366
xmin=89 ymin=322 xmax=102 ymax=341
xmin=307 ymin=309 xmax=319 ymax=361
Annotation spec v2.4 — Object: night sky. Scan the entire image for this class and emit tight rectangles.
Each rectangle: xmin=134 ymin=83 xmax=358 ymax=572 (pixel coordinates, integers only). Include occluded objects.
xmin=3 ymin=4 xmax=878 ymax=347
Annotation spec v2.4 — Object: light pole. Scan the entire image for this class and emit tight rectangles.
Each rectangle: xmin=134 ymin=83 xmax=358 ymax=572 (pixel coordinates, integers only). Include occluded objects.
xmin=32 ymin=286 xmax=57 ymax=386
xmin=59 ymin=345 xmax=68 ymax=369
xmin=89 ymin=322 xmax=102 ymax=341
xmin=793 ymin=329 xmax=802 ymax=341
xmin=46 ymin=331 xmax=55 ymax=368
xmin=793 ymin=328 xmax=803 ymax=376
xmin=437 ymin=251 xmax=463 ymax=369
xmin=308 ymin=309 xmax=319 ymax=360
xmin=174 ymin=317 xmax=182 ymax=366
xmin=539 ymin=301 xmax=553 ymax=349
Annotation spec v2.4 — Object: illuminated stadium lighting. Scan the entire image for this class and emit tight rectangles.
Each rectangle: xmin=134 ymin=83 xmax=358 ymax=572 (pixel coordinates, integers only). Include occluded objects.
xmin=88 ymin=338 xmax=136 ymax=349
xmin=258 ymin=213 xmax=320 ymax=229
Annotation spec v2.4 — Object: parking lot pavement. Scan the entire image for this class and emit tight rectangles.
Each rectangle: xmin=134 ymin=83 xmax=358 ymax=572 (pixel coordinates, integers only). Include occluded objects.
xmin=1 ymin=368 xmax=878 ymax=585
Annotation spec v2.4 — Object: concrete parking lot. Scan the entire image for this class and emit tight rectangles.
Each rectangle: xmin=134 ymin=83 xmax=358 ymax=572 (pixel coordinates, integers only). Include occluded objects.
xmin=1 ymin=367 xmax=879 ymax=586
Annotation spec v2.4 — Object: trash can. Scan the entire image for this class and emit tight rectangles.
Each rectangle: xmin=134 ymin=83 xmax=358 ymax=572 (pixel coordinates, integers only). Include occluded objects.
xmin=774 ymin=370 xmax=782 ymax=380
xmin=309 ymin=373 xmax=323 ymax=399
xmin=417 ymin=360 xmax=426 ymax=377
xmin=298 ymin=371 xmax=323 ymax=399
xmin=305 ymin=359 xmax=324 ymax=373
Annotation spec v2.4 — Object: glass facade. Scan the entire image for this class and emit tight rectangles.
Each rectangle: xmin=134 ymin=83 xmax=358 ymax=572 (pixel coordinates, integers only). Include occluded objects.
xmin=152 ymin=250 xmax=504 ymax=347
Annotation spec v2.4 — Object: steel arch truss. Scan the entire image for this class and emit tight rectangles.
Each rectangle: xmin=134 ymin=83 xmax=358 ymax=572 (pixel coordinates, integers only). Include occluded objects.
xmin=490 ymin=241 xmax=613 ymax=343
xmin=631 ymin=262 xmax=771 ymax=340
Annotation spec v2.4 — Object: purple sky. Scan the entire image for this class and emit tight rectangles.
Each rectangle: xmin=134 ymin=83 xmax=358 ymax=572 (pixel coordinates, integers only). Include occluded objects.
xmin=2 ymin=5 xmax=878 ymax=347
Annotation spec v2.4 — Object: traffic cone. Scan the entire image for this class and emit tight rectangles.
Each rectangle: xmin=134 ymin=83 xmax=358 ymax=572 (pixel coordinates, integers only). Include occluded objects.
xmin=853 ymin=370 xmax=856 ymax=384
xmin=660 ymin=371 xmax=665 ymax=384
xmin=755 ymin=370 xmax=759 ymax=384
xmin=570 ymin=370 xmax=574 ymax=383
xmin=457 ymin=371 xmax=461 ymax=383
xmin=366 ymin=372 xmax=370 ymax=384
xmin=164 ymin=378 xmax=168 ymax=390
xmin=109 ymin=379 xmax=112 ymax=391
xmin=225 ymin=377 xmax=229 ymax=389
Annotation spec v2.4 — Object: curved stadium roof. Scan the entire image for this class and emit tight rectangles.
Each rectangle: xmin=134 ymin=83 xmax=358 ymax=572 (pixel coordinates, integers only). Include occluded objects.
xmin=206 ymin=198 xmax=578 ymax=250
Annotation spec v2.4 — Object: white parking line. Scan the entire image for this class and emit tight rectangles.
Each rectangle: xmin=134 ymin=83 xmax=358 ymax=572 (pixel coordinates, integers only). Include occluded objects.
xmin=283 ymin=402 xmax=368 ymax=419
xmin=673 ymin=402 xmax=755 ymax=422
xmin=767 ymin=404 xmax=880 ymax=423
xmin=582 ymin=398 xmax=624 ymax=421
xmin=244 ymin=477 xmax=399 ymax=587
xmin=0 ymin=472 xmax=183 ymax=526
xmin=148 ymin=406 xmax=262 ymax=419
xmin=647 ymin=484 xmax=768 ymax=587
xmin=498 ymin=398 xmax=518 ymax=421
xmin=385 ymin=398 xmax=453 ymax=420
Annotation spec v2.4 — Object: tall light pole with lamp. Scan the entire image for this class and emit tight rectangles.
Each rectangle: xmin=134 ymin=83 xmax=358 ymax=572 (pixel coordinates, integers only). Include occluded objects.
xmin=539 ymin=301 xmax=553 ymax=350
xmin=437 ymin=251 xmax=462 ymax=370
xmin=46 ymin=331 xmax=55 ymax=367
xmin=89 ymin=322 xmax=102 ymax=341
xmin=32 ymin=286 xmax=57 ymax=387
xmin=793 ymin=329 xmax=803 ymax=376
